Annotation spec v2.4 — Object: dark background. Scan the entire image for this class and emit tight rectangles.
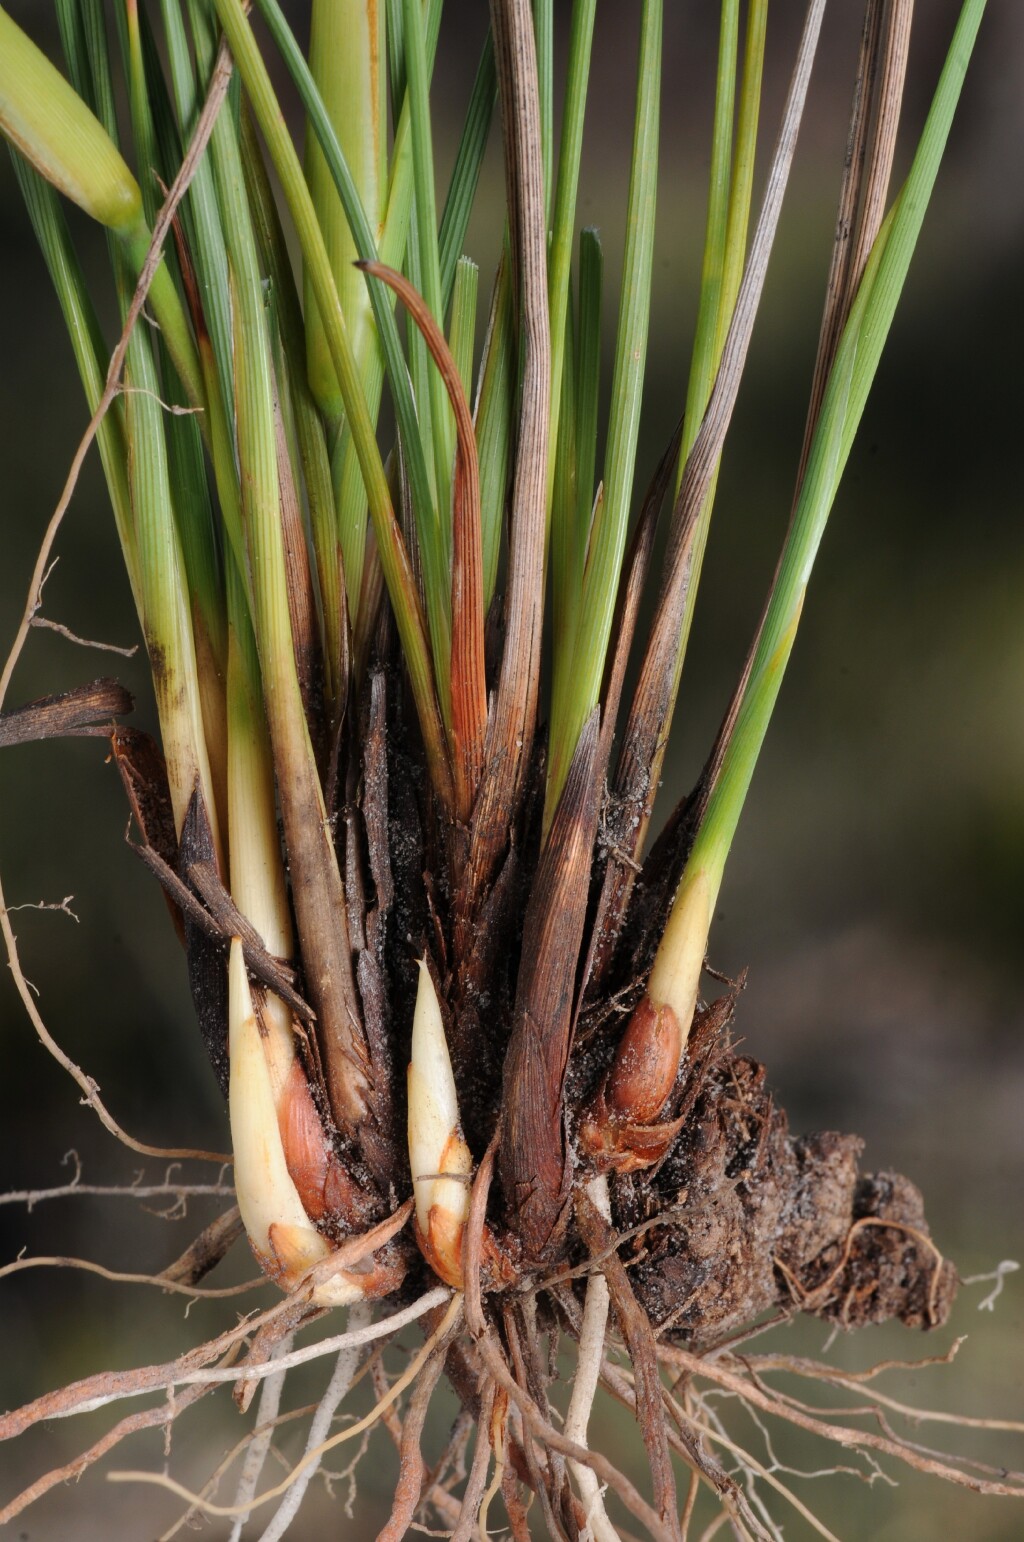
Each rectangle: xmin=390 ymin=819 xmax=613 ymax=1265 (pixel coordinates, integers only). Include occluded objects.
xmin=0 ymin=2 xmax=1021 ymax=1536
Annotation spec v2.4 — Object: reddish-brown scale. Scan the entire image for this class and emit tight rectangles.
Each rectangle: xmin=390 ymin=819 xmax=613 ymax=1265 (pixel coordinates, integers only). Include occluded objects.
xmin=606 ymin=997 xmax=682 ymax=1123
xmin=277 ymin=1059 xmax=332 ymax=1220
xmin=276 ymin=1059 xmax=372 ymax=1230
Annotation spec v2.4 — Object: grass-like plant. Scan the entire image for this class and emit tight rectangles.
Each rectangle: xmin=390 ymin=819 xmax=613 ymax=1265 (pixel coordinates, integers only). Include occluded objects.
xmin=1 ymin=0 xmax=1020 ymax=1536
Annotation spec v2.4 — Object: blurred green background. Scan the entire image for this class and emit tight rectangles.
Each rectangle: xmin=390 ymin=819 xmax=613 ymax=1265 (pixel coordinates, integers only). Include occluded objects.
xmin=0 ymin=2 xmax=1021 ymax=1536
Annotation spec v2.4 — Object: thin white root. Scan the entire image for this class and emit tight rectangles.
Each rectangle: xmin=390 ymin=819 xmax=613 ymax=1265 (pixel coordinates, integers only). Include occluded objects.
xmin=108 ymin=1295 xmax=464 ymax=1517
xmin=23 ymin=1285 xmax=450 ymax=1428
xmin=256 ymin=1299 xmax=372 ymax=1541
xmin=226 ymin=1332 xmax=295 ymax=1542
xmin=565 ymin=1177 xmax=621 ymax=1542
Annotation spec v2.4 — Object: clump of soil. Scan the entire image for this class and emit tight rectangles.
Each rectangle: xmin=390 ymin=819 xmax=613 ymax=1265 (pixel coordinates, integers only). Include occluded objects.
xmin=607 ymin=1022 xmax=957 ymax=1348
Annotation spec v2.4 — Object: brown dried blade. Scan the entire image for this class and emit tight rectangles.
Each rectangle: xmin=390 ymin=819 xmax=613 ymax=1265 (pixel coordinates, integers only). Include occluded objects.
xmin=853 ymin=0 xmax=913 ymax=295
xmin=356 ymin=260 xmax=488 ymax=823
xmin=169 ymin=175 xmax=212 ymax=362
xmin=186 ymin=857 xmax=317 ymax=1023
xmin=624 ymin=552 xmax=774 ymax=983
xmin=350 ymin=667 xmax=399 ymax=1186
xmin=259 ymin=675 xmax=370 ymax=1149
xmin=448 ymin=837 xmax=525 ymax=1150
xmin=580 ymin=422 xmax=684 ymax=1002
xmin=130 ymin=840 xmax=316 ymax=1025
xmin=588 ymin=0 xmax=828 ymax=986
xmin=469 ymin=0 xmax=550 ymax=898
xmin=795 ymin=0 xmax=884 ymax=489
xmin=324 ymin=564 xmax=351 ymax=819
xmin=599 ymin=424 xmax=684 ymax=773
xmin=499 ymin=711 xmax=601 ymax=1261
xmin=796 ymin=0 xmax=913 ymax=487
xmin=361 ymin=671 xmax=395 ymax=916
xmin=0 ymin=678 xmax=133 ymax=747
xmin=709 ymin=0 xmax=910 ymax=848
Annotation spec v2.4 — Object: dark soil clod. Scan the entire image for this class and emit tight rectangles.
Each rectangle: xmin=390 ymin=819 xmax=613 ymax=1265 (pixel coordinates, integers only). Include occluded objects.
xmin=610 ymin=1023 xmax=956 ymax=1347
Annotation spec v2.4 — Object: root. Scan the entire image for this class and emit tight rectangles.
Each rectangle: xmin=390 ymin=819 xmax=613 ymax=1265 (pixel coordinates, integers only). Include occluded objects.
xmin=564 ymin=1178 xmax=618 ymax=1542
xmin=377 ymin=1305 xmax=460 ymax=1542
xmin=0 ymin=1251 xmax=263 ymax=1298
xmin=253 ymin=1302 xmax=371 ymax=1542
xmin=656 ymin=1341 xmax=1024 ymax=1500
xmin=0 ymin=1375 xmax=223 ymax=1528
xmin=106 ymin=1295 xmax=464 ymax=1518
xmin=2 ymin=1004 xmax=1016 ymax=1539
xmin=0 ymin=1281 xmax=449 ymax=1439
xmin=577 ymin=1184 xmax=679 ymax=1530
xmin=2 ymin=1212 xmax=1020 ymax=1539
xmin=0 ymin=1153 xmax=235 ymax=1213
xmin=226 ymin=1332 xmax=295 ymax=1541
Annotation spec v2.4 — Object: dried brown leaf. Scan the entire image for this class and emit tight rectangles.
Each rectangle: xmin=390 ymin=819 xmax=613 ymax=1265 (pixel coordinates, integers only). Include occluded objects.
xmin=468 ymin=0 xmax=550 ymax=899
xmin=0 ymin=677 xmax=133 ymax=747
xmin=500 ymin=711 xmax=601 ymax=1259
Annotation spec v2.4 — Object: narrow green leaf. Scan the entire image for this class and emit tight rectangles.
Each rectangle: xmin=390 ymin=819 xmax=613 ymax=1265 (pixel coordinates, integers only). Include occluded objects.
xmin=546 ymin=0 xmax=662 ymax=820
xmin=546 ymin=0 xmax=596 ymax=515
xmin=251 ymin=0 xmax=444 ymax=660
xmin=304 ymin=0 xmax=386 ymax=422
xmin=549 ymin=269 xmax=578 ymax=722
xmin=216 ymin=0 xmax=454 ymax=815
xmin=54 ymin=0 xmax=228 ymax=784
xmin=549 ymin=225 xmax=601 ymax=757
xmin=126 ymin=319 xmax=220 ymax=854
xmin=643 ymin=0 xmax=768 ymax=809
xmin=402 ymin=0 xmax=454 ymax=553
xmin=449 ymin=256 xmax=479 ymax=401
xmin=159 ymin=0 xmax=234 ymax=400
xmin=573 ymin=227 xmax=602 ymax=598
xmin=438 ymin=37 xmax=496 ymax=307
xmin=240 ymin=106 xmax=346 ymax=713
xmin=12 ymin=154 xmax=140 ymax=612
xmin=677 ymin=0 xmax=987 ymax=970
xmin=385 ymin=0 xmax=406 ymax=109
xmin=123 ymin=0 xmax=227 ymax=716
xmin=330 ymin=0 xmax=443 ymax=625
xmin=532 ymin=0 xmax=554 ymax=218
xmin=0 ymin=5 xmax=205 ymax=415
